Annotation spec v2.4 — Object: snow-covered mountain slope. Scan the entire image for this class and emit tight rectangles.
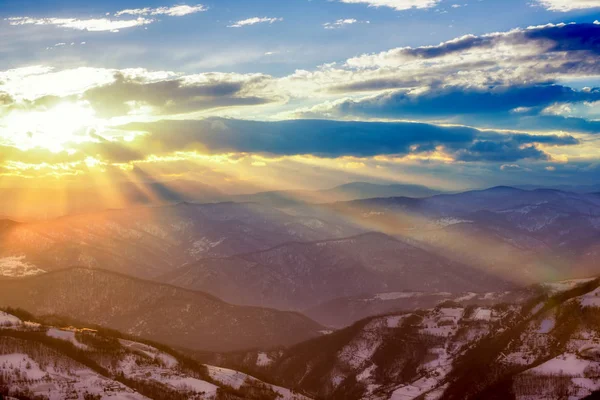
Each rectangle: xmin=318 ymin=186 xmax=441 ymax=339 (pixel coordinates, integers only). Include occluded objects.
xmin=0 ymin=201 xmax=360 ymax=278
xmin=0 ymin=268 xmax=323 ymax=352
xmin=162 ymin=232 xmax=516 ymax=315
xmin=0 ymin=310 xmax=310 ymax=400
xmin=205 ymin=278 xmax=600 ymax=400
xmin=304 ymin=289 xmax=533 ymax=328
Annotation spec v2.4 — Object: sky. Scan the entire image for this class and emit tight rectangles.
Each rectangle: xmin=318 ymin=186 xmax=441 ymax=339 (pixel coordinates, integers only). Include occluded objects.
xmin=1 ymin=0 xmax=600 ymax=196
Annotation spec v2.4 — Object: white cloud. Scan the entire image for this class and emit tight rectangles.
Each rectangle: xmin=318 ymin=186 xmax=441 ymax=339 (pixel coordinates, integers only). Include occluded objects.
xmin=0 ymin=67 xmax=116 ymax=100
xmin=537 ymin=0 xmax=600 ymax=11
xmin=115 ymin=4 xmax=207 ymax=17
xmin=228 ymin=17 xmax=283 ymax=28
xmin=338 ymin=0 xmax=440 ymax=11
xmin=6 ymin=16 xmax=152 ymax=32
xmin=6 ymin=4 xmax=206 ymax=33
xmin=276 ymin=23 xmax=600 ymax=101
xmin=324 ymin=19 xmax=370 ymax=29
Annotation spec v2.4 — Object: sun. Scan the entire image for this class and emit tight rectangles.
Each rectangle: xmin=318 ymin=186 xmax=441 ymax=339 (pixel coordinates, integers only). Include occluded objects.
xmin=1 ymin=102 xmax=100 ymax=153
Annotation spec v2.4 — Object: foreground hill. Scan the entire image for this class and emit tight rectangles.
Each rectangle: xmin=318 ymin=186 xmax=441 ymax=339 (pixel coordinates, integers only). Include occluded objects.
xmin=0 ymin=309 xmax=309 ymax=400
xmin=162 ymin=232 xmax=516 ymax=316
xmin=209 ymin=278 xmax=600 ymax=399
xmin=0 ymin=201 xmax=359 ymax=278
xmin=0 ymin=268 xmax=323 ymax=352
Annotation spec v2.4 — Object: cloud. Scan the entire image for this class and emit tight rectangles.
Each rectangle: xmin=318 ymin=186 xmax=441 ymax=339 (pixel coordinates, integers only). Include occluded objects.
xmin=344 ymin=23 xmax=600 ymax=67
xmin=115 ymin=4 xmax=207 ymax=17
xmin=0 ymin=66 xmax=277 ymax=119
xmin=6 ymin=16 xmax=153 ymax=32
xmin=324 ymin=19 xmax=369 ymax=29
xmin=0 ymin=67 xmax=117 ymax=101
xmin=338 ymin=85 xmax=600 ymax=116
xmin=536 ymin=0 xmax=600 ymax=11
xmin=116 ymin=118 xmax=578 ymax=163
xmin=338 ymin=0 xmax=440 ymax=11
xmin=83 ymin=72 xmax=278 ymax=117
xmin=285 ymin=23 xmax=600 ymax=99
xmin=228 ymin=17 xmax=283 ymax=28
xmin=5 ymin=4 xmax=206 ymax=33
xmin=293 ymin=84 xmax=600 ymax=134
xmin=500 ymin=164 xmax=525 ymax=171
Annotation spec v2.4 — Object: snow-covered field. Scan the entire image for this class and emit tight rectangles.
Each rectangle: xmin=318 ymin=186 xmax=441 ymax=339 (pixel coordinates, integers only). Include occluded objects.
xmin=118 ymin=353 xmax=218 ymax=397
xmin=207 ymin=365 xmax=310 ymax=400
xmin=578 ymin=287 xmax=600 ymax=308
xmin=0 ymin=353 xmax=148 ymax=400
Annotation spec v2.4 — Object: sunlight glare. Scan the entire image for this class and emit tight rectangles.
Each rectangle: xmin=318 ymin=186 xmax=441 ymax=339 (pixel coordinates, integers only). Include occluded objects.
xmin=1 ymin=102 xmax=100 ymax=152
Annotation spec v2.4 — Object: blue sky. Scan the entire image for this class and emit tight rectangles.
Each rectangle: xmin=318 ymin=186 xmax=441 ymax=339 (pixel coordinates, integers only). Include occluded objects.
xmin=0 ymin=0 xmax=600 ymax=191
xmin=2 ymin=0 xmax=599 ymax=74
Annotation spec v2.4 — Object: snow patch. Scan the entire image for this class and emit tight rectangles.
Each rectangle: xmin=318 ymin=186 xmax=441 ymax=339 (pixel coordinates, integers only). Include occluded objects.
xmin=47 ymin=328 xmax=88 ymax=350
xmin=542 ymin=278 xmax=597 ymax=294
xmin=529 ymin=354 xmax=590 ymax=376
xmin=472 ymin=308 xmax=492 ymax=321
xmin=578 ymin=287 xmax=600 ymax=308
xmin=0 ymin=311 xmax=21 ymax=327
xmin=256 ymin=352 xmax=273 ymax=367
xmin=538 ymin=318 xmax=555 ymax=334
xmin=455 ymin=293 xmax=477 ymax=302
xmin=0 ymin=256 xmax=45 ymax=277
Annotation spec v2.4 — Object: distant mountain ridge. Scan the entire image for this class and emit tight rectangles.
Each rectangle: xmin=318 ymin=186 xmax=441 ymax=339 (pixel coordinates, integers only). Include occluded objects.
xmin=0 ymin=181 xmax=444 ymax=220
xmin=516 ymin=183 xmax=600 ymax=194
xmin=0 ymin=201 xmax=361 ymax=279
xmin=319 ymin=186 xmax=600 ymax=284
xmin=162 ymin=231 xmax=516 ymax=319
xmin=229 ymin=182 xmax=444 ymax=207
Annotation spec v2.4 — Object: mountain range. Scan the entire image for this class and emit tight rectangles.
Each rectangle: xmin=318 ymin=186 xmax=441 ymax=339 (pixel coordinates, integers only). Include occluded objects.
xmin=0 ymin=201 xmax=360 ymax=279
xmin=204 ymin=278 xmax=600 ymax=400
xmin=0 ymin=308 xmax=309 ymax=400
xmin=1 ymin=184 xmax=600 ymax=398
xmin=0 ymin=181 xmax=444 ymax=221
xmin=162 ymin=232 xmax=515 ymax=316
xmin=0 ymin=268 xmax=322 ymax=352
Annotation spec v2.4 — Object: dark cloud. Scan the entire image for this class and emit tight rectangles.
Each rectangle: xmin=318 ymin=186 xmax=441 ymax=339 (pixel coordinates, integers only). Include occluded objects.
xmin=83 ymin=72 xmax=276 ymax=118
xmin=336 ymin=84 xmax=599 ymax=116
xmin=389 ymin=23 xmax=600 ymax=60
xmin=456 ymin=142 xmax=548 ymax=163
xmin=305 ymin=84 xmax=600 ymax=134
xmin=524 ymin=23 xmax=600 ymax=54
xmin=116 ymin=118 xmax=578 ymax=163
xmin=503 ymin=115 xmax=600 ymax=134
xmin=338 ymin=23 xmax=600 ymax=94
xmin=79 ymin=132 xmax=143 ymax=163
